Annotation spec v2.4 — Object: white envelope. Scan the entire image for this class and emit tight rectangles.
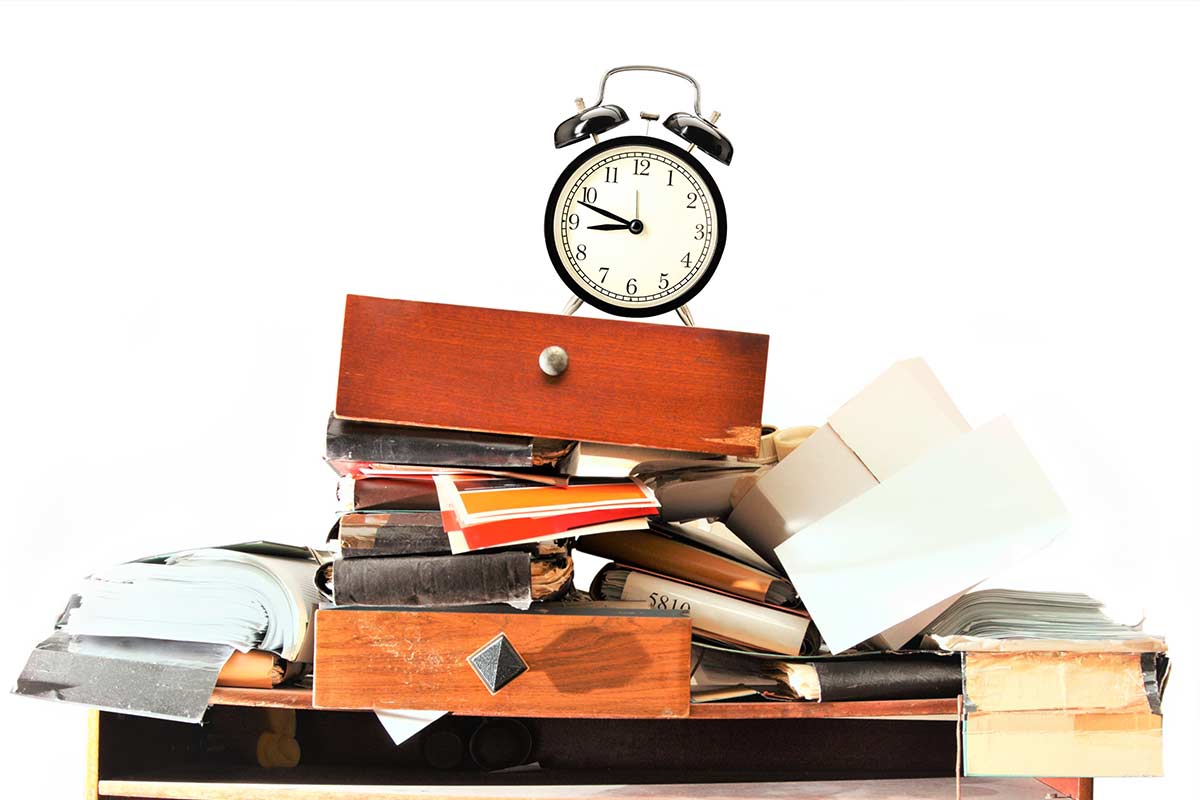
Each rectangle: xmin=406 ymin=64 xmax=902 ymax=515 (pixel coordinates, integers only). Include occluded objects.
xmin=776 ymin=417 xmax=1069 ymax=654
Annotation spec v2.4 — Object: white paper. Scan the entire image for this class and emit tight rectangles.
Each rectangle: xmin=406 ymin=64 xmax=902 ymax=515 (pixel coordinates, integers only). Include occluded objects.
xmin=374 ymin=708 xmax=447 ymax=746
xmin=775 ymin=417 xmax=1068 ymax=654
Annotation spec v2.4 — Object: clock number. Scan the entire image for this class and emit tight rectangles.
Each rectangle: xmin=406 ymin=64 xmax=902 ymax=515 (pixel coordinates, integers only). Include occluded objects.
xmin=694 ymin=223 xmax=704 ymax=240
xmin=666 ymin=170 xmax=674 ymax=187
xmin=681 ymin=252 xmax=692 ymax=268
xmin=686 ymin=192 xmax=698 ymax=209
xmin=633 ymin=159 xmax=650 ymax=176
xmin=598 ymin=267 xmax=609 ymax=283
xmin=581 ymin=187 xmax=598 ymax=203
xmin=575 ymin=243 xmax=587 ymax=261
xmin=626 ymin=278 xmax=638 ymax=295
xmin=659 ymin=273 xmax=669 ymax=290
xmin=605 ymin=166 xmax=618 ymax=184
xmin=568 ymin=213 xmax=580 ymax=230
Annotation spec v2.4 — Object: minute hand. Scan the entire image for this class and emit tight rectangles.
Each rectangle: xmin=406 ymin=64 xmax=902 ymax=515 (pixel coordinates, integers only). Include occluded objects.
xmin=578 ymin=201 xmax=631 ymax=226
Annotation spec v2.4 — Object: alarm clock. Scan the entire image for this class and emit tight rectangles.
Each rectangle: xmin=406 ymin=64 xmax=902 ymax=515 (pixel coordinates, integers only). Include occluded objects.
xmin=545 ymin=66 xmax=733 ymax=325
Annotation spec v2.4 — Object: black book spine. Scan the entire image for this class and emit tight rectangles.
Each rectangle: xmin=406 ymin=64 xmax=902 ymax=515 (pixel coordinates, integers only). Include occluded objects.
xmin=339 ymin=514 xmax=451 ymax=557
xmin=326 ymin=415 xmax=535 ymax=467
xmin=812 ymin=658 xmax=963 ymax=702
xmin=332 ymin=552 xmax=531 ymax=607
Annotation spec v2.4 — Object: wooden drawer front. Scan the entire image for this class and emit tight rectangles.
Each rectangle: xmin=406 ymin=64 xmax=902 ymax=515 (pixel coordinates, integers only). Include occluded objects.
xmin=336 ymin=295 xmax=769 ymax=456
xmin=313 ymin=608 xmax=692 ymax=718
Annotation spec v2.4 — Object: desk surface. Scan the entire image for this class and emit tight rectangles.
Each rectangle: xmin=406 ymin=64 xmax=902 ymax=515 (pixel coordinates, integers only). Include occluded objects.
xmin=209 ymin=686 xmax=961 ymax=720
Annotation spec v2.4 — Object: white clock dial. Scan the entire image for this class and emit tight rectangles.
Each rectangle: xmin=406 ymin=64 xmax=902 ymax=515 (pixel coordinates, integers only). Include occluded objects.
xmin=545 ymin=136 xmax=725 ymax=317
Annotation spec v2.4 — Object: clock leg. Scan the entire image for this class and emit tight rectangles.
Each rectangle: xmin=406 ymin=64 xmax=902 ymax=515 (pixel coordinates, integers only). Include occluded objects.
xmin=676 ymin=305 xmax=696 ymax=327
xmin=562 ymin=296 xmax=584 ymax=316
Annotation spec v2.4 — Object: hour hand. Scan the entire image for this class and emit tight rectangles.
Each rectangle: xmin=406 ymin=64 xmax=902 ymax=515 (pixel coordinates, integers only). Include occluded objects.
xmin=578 ymin=201 xmax=631 ymax=226
xmin=587 ymin=223 xmax=630 ymax=231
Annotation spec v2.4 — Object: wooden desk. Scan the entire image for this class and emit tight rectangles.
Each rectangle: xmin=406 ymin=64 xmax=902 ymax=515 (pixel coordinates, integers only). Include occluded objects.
xmin=86 ymin=689 xmax=1094 ymax=800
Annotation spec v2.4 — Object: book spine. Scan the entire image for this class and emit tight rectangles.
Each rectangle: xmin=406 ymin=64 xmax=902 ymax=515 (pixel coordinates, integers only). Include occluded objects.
xmin=332 ymin=552 xmax=532 ymax=607
xmin=339 ymin=514 xmax=451 ymax=557
xmin=340 ymin=477 xmax=441 ymax=511
xmin=326 ymin=417 xmax=536 ymax=467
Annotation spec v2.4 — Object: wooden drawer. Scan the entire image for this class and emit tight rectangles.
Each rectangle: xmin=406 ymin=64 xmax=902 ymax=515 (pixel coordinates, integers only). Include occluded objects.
xmin=335 ymin=295 xmax=769 ymax=456
xmin=312 ymin=607 xmax=692 ymax=718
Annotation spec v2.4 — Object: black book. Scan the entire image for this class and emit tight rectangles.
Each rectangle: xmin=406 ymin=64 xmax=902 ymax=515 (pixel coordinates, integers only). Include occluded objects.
xmin=326 ymin=415 xmax=571 ymax=469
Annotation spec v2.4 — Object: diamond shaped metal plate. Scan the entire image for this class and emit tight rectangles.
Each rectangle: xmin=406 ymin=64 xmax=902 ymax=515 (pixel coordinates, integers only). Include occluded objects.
xmin=466 ymin=633 xmax=528 ymax=695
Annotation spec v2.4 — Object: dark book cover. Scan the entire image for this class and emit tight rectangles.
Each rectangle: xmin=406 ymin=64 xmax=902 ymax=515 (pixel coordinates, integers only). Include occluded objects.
xmin=326 ymin=414 xmax=570 ymax=469
xmin=338 ymin=511 xmax=450 ymax=557
xmin=325 ymin=544 xmax=572 ymax=607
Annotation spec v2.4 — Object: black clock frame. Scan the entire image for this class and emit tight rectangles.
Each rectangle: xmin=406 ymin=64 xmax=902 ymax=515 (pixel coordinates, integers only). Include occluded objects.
xmin=544 ymin=135 xmax=727 ymax=318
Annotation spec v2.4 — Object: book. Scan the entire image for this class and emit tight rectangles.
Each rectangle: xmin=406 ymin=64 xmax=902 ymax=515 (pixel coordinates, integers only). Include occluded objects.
xmin=658 ymin=518 xmax=779 ymax=574
xmin=690 ymin=644 xmax=963 ymax=703
xmin=338 ymin=476 xmax=441 ymax=511
xmin=774 ymin=655 xmax=963 ymax=702
xmin=434 ymin=476 xmax=658 ymax=553
xmin=320 ymin=542 xmax=573 ymax=608
xmin=591 ymin=564 xmax=818 ymax=656
xmin=961 ymin=648 xmax=1168 ymax=777
xmin=336 ymin=511 xmax=450 ymax=557
xmin=326 ymin=414 xmax=570 ymax=468
xmin=928 ymin=590 xmax=1169 ymax=778
xmin=559 ymin=441 xmax=721 ymax=478
xmin=631 ymin=459 xmax=761 ymax=522
xmin=924 ymin=588 xmax=1168 ymax=653
xmin=57 ymin=542 xmax=321 ymax=662
xmin=575 ymin=528 xmax=797 ymax=606
xmin=13 ymin=542 xmax=322 ymax=723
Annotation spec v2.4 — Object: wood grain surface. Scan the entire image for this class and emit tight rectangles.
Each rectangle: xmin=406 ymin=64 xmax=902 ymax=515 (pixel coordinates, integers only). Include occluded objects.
xmin=312 ymin=608 xmax=692 ymax=718
xmin=335 ymin=295 xmax=769 ymax=456
xmin=95 ymin=778 xmax=1060 ymax=800
xmin=208 ymin=686 xmax=960 ymax=720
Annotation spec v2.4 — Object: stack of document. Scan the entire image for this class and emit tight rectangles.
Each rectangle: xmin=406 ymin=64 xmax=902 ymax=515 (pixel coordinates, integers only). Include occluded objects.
xmin=61 ymin=547 xmax=320 ymax=660
xmin=925 ymin=589 xmax=1164 ymax=650
xmin=14 ymin=543 xmax=321 ymax=722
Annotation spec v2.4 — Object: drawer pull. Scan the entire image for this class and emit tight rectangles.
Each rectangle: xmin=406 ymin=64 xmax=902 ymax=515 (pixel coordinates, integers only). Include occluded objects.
xmin=538 ymin=345 xmax=569 ymax=377
xmin=467 ymin=633 xmax=528 ymax=694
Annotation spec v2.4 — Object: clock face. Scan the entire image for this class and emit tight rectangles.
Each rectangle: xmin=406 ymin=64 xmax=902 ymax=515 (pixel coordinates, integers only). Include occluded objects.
xmin=544 ymin=136 xmax=726 ymax=317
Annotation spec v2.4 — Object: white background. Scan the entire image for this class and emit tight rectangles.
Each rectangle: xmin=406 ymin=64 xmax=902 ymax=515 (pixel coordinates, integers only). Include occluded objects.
xmin=1 ymin=1 xmax=1197 ymax=796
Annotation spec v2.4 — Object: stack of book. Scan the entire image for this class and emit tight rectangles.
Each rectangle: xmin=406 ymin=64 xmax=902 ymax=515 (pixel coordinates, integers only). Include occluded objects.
xmin=320 ymin=417 xmax=659 ymax=610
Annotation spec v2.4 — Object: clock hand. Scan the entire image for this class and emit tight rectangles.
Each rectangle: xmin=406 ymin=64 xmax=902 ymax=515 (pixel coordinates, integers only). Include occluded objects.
xmin=578 ymin=201 xmax=631 ymax=226
xmin=587 ymin=223 xmax=631 ymax=231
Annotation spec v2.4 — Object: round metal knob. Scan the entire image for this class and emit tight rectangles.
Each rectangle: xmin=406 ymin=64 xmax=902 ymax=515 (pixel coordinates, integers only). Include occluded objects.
xmin=539 ymin=346 xmax=569 ymax=377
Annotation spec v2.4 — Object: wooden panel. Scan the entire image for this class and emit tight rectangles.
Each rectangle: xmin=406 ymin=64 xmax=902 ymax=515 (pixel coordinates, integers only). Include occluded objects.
xmin=335 ymin=295 xmax=769 ymax=456
xmin=96 ymin=778 xmax=1057 ymax=800
xmin=208 ymin=686 xmax=959 ymax=720
xmin=313 ymin=608 xmax=691 ymax=717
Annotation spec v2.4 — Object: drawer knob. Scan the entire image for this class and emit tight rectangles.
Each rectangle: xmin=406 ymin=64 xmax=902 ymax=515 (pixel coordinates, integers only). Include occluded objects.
xmin=538 ymin=345 xmax=569 ymax=377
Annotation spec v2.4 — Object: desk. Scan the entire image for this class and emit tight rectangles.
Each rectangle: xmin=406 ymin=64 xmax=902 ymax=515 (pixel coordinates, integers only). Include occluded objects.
xmin=86 ymin=689 xmax=1093 ymax=800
